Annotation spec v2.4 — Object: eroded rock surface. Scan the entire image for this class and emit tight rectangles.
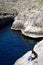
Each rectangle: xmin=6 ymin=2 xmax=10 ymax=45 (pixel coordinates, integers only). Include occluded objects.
xmin=0 ymin=0 xmax=43 ymax=16
xmin=11 ymin=8 xmax=43 ymax=38
xmin=34 ymin=40 xmax=43 ymax=65
xmin=13 ymin=40 xmax=43 ymax=65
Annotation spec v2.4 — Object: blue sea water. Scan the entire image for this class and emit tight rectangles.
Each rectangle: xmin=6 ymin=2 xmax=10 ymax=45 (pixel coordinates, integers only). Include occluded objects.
xmin=0 ymin=25 xmax=36 ymax=65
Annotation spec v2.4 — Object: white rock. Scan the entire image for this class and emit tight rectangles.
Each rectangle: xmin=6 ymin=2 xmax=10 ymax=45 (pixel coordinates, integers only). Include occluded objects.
xmin=34 ymin=40 xmax=43 ymax=65
xmin=34 ymin=40 xmax=43 ymax=56
xmin=14 ymin=51 xmax=37 ymax=65
xmin=13 ymin=40 xmax=43 ymax=65
xmin=11 ymin=20 xmax=25 ymax=30
xmin=11 ymin=10 xmax=43 ymax=38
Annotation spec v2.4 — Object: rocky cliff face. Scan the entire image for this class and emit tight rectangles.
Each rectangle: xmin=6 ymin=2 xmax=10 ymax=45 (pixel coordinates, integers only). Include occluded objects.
xmin=10 ymin=0 xmax=43 ymax=38
xmin=0 ymin=0 xmax=18 ymax=16
xmin=14 ymin=40 xmax=43 ymax=65
xmin=0 ymin=0 xmax=43 ymax=14
xmin=11 ymin=6 xmax=43 ymax=38
xmin=34 ymin=40 xmax=43 ymax=65
xmin=0 ymin=0 xmax=43 ymax=65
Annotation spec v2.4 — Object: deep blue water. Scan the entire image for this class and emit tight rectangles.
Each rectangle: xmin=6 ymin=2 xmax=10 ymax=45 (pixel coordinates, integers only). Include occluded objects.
xmin=0 ymin=25 xmax=36 ymax=65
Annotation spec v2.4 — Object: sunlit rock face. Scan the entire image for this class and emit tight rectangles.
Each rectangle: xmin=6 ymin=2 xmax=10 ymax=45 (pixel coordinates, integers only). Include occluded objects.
xmin=0 ymin=0 xmax=43 ymax=16
xmin=34 ymin=40 xmax=43 ymax=56
xmin=11 ymin=20 xmax=25 ymax=30
xmin=14 ymin=51 xmax=38 ymax=65
xmin=34 ymin=40 xmax=43 ymax=65
xmin=14 ymin=40 xmax=43 ymax=65
xmin=14 ymin=51 xmax=35 ymax=65
xmin=11 ymin=9 xmax=43 ymax=38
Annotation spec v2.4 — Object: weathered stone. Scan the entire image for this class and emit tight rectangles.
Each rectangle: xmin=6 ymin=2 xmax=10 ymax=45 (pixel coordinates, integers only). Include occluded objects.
xmin=0 ymin=0 xmax=43 ymax=15
xmin=34 ymin=40 xmax=43 ymax=65
xmin=11 ymin=9 xmax=43 ymax=38
xmin=13 ymin=40 xmax=43 ymax=65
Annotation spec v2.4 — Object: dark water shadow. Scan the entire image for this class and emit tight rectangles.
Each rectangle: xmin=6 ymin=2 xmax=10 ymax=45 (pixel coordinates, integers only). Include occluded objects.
xmin=12 ymin=30 xmax=43 ymax=64
xmin=0 ymin=24 xmax=43 ymax=65
xmin=0 ymin=16 xmax=14 ymax=29
xmin=12 ymin=30 xmax=43 ymax=42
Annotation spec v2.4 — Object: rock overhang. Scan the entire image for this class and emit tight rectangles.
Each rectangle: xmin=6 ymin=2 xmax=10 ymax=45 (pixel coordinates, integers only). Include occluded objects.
xmin=11 ymin=9 xmax=43 ymax=38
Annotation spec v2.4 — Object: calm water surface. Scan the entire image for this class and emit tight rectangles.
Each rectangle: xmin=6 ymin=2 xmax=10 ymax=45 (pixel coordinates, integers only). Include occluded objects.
xmin=0 ymin=25 xmax=36 ymax=65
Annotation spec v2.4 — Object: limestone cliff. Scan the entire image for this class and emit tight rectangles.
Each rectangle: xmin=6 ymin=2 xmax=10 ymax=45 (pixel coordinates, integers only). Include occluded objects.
xmin=13 ymin=40 xmax=43 ymax=65
xmin=11 ymin=7 xmax=43 ymax=38
xmin=10 ymin=0 xmax=43 ymax=38
xmin=0 ymin=0 xmax=43 ymax=14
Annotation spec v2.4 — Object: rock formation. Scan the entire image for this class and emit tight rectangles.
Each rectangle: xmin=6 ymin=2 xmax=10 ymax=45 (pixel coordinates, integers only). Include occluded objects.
xmin=34 ymin=40 xmax=43 ymax=65
xmin=0 ymin=0 xmax=43 ymax=65
xmin=13 ymin=40 xmax=43 ymax=65
xmin=0 ymin=0 xmax=43 ymax=34
xmin=6 ymin=0 xmax=42 ymax=38
xmin=11 ymin=8 xmax=43 ymax=38
xmin=0 ymin=0 xmax=43 ymax=16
